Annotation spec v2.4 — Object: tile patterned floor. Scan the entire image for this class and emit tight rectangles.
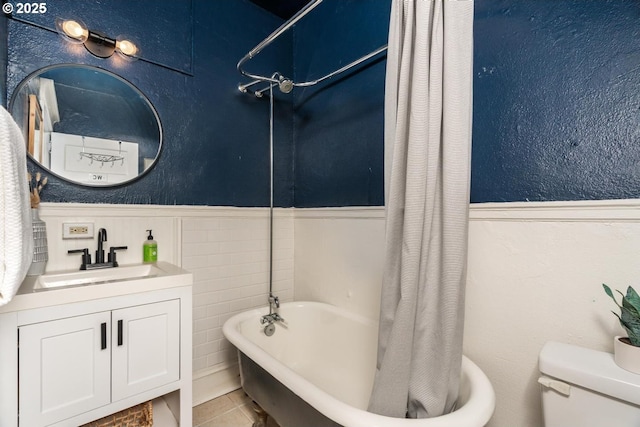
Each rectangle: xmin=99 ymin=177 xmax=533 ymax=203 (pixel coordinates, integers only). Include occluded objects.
xmin=193 ymin=389 xmax=280 ymax=427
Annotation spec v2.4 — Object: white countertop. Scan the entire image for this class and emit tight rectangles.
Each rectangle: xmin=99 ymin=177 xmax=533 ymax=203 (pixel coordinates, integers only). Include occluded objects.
xmin=0 ymin=262 xmax=192 ymax=314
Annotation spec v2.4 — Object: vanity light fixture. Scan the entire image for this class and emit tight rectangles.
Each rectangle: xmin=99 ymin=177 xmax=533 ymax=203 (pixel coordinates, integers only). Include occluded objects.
xmin=55 ymin=18 xmax=138 ymax=59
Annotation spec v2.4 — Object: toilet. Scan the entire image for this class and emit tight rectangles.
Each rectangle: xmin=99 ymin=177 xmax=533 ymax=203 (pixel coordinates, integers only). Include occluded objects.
xmin=539 ymin=341 xmax=640 ymax=427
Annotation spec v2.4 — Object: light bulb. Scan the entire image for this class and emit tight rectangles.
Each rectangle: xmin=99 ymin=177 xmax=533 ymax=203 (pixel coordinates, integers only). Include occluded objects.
xmin=116 ymin=39 xmax=137 ymax=56
xmin=61 ymin=20 xmax=87 ymax=40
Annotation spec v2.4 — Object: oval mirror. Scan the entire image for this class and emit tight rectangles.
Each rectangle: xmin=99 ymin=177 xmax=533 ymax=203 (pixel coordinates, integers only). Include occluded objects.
xmin=10 ymin=64 xmax=162 ymax=187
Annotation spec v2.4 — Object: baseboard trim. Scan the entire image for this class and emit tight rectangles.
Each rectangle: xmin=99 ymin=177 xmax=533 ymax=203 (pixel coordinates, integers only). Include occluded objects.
xmin=192 ymin=364 xmax=241 ymax=407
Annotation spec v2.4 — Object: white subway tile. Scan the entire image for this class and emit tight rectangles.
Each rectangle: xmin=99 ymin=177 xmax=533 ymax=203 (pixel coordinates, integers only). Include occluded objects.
xmin=193 ymin=306 xmax=207 ymax=321
xmin=183 ymin=242 xmax=221 ymax=257
xmin=207 ymin=253 xmax=235 ymax=266
xmin=182 ymin=254 xmax=208 ymax=269
xmin=192 ymin=267 xmax=221 ymax=284
xmin=206 ymin=302 xmax=230 ymax=317
xmin=229 ymin=297 xmax=255 ymax=312
xmin=272 ymin=269 xmax=293 ymax=282
xmin=193 ymin=357 xmax=207 ymax=372
xmin=206 ymin=328 xmax=224 ymax=342
xmin=183 ymin=229 xmax=208 ymax=244
xmin=192 ymin=291 xmax=220 ymax=307
xmin=184 ymin=218 xmax=219 ymax=231
xmin=194 ymin=342 xmax=219 ymax=358
xmin=193 ymin=331 xmax=207 ymax=346
xmin=251 ymin=295 xmax=269 ymax=307
xmin=272 ymin=279 xmax=293 ymax=292
xmin=206 ymin=352 xmax=226 ymax=367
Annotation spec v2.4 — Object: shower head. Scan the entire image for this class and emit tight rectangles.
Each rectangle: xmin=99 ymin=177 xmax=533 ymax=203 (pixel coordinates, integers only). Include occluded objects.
xmin=278 ymin=75 xmax=294 ymax=93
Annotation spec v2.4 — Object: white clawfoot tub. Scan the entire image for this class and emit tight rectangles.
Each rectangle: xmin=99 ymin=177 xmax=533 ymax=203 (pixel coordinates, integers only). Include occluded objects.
xmin=222 ymin=301 xmax=495 ymax=427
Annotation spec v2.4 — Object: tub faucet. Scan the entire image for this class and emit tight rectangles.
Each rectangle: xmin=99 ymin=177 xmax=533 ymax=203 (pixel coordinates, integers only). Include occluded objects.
xmin=261 ymin=295 xmax=284 ymax=329
xmin=261 ymin=312 xmax=284 ymax=324
xmin=96 ymin=228 xmax=107 ymax=263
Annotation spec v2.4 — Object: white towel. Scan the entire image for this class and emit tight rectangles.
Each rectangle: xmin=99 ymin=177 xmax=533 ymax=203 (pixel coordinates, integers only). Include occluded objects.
xmin=0 ymin=105 xmax=33 ymax=305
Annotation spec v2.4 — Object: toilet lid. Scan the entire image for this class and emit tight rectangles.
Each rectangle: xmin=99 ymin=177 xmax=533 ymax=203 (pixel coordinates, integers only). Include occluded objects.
xmin=539 ymin=341 xmax=640 ymax=406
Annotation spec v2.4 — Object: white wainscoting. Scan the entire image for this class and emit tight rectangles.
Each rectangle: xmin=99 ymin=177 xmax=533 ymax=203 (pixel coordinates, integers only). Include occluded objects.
xmin=36 ymin=200 xmax=640 ymax=420
xmin=294 ymin=200 xmax=640 ymax=427
xmin=37 ymin=203 xmax=294 ymax=406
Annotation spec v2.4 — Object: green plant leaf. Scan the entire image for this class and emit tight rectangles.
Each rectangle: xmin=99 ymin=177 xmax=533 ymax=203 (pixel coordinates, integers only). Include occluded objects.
xmin=624 ymin=286 xmax=640 ymax=315
xmin=621 ymin=305 xmax=640 ymax=341
xmin=603 ymin=283 xmax=615 ymax=298
xmin=622 ymin=297 xmax=640 ymax=319
xmin=603 ymin=284 xmax=623 ymax=309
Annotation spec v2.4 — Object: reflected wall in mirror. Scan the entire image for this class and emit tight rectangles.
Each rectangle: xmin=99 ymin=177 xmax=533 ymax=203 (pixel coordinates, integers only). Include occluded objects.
xmin=10 ymin=64 xmax=162 ymax=187
xmin=28 ymin=94 xmax=44 ymax=163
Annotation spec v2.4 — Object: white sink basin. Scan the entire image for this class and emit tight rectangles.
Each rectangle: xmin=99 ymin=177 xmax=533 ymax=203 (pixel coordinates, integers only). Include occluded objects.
xmin=10 ymin=262 xmax=192 ymax=311
xmin=34 ymin=263 xmax=170 ymax=290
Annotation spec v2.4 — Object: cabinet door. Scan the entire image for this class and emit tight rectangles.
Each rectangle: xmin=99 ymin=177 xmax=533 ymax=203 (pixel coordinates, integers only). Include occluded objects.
xmin=19 ymin=312 xmax=111 ymax=427
xmin=111 ymin=299 xmax=180 ymax=401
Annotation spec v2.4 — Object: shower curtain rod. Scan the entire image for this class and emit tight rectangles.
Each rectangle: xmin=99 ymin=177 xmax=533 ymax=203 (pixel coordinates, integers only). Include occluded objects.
xmin=237 ymin=0 xmax=388 ymax=93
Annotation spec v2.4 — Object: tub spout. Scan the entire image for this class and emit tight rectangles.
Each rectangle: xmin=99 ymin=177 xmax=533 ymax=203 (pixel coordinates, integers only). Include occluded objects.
xmin=261 ymin=312 xmax=284 ymax=324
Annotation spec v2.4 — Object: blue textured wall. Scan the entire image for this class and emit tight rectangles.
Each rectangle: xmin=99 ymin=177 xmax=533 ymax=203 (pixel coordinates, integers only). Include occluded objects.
xmin=472 ymin=0 xmax=640 ymax=202
xmin=292 ymin=0 xmax=640 ymax=206
xmin=7 ymin=1 xmax=640 ymax=207
xmin=7 ymin=0 xmax=294 ymax=207
xmin=292 ymin=0 xmax=390 ymax=207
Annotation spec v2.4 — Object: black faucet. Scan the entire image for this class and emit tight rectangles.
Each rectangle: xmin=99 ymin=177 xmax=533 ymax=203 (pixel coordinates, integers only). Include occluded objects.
xmin=68 ymin=227 xmax=128 ymax=270
xmin=96 ymin=228 xmax=107 ymax=264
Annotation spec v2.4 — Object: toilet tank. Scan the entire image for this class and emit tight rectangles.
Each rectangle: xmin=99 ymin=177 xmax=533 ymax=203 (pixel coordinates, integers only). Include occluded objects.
xmin=539 ymin=341 xmax=640 ymax=427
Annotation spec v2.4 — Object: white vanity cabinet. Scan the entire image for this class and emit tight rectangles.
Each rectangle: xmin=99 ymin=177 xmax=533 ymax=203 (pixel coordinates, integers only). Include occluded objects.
xmin=0 ymin=263 xmax=192 ymax=427
xmin=111 ymin=300 xmax=180 ymax=401
xmin=19 ymin=311 xmax=112 ymax=427
xmin=19 ymin=299 xmax=181 ymax=426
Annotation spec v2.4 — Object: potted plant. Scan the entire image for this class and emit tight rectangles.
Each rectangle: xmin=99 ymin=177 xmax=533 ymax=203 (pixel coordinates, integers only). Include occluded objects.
xmin=603 ymin=283 xmax=640 ymax=374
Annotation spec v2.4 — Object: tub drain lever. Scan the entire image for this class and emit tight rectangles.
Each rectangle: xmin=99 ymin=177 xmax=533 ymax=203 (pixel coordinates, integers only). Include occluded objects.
xmin=260 ymin=312 xmax=284 ymax=337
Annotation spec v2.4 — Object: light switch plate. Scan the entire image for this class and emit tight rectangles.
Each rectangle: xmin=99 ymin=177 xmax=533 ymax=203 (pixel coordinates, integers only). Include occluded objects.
xmin=63 ymin=222 xmax=94 ymax=239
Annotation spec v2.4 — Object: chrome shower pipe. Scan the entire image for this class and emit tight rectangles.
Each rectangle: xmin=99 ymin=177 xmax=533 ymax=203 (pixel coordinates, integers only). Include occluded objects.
xmin=294 ymin=44 xmax=388 ymax=88
xmin=237 ymin=0 xmax=387 ymax=95
xmin=237 ymin=0 xmax=323 ymax=84
xmin=238 ymin=44 xmax=388 ymax=96
xmin=254 ymin=83 xmax=276 ymax=98
xmin=237 ymin=79 xmax=263 ymax=93
xmin=267 ymin=76 xmax=276 ymax=315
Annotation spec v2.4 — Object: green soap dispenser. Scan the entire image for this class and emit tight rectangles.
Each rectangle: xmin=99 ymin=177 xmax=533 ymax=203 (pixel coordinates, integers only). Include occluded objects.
xmin=143 ymin=229 xmax=157 ymax=263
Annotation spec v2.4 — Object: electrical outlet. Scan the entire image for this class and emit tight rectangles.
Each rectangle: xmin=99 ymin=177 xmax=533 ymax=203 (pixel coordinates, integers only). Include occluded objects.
xmin=63 ymin=222 xmax=94 ymax=239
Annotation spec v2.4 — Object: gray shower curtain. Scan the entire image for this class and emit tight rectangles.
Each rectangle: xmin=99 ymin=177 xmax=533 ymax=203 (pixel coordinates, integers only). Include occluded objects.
xmin=368 ymin=0 xmax=474 ymax=419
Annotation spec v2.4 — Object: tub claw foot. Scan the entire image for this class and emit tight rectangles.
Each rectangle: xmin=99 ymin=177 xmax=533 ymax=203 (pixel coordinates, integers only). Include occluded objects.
xmin=252 ymin=401 xmax=269 ymax=427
